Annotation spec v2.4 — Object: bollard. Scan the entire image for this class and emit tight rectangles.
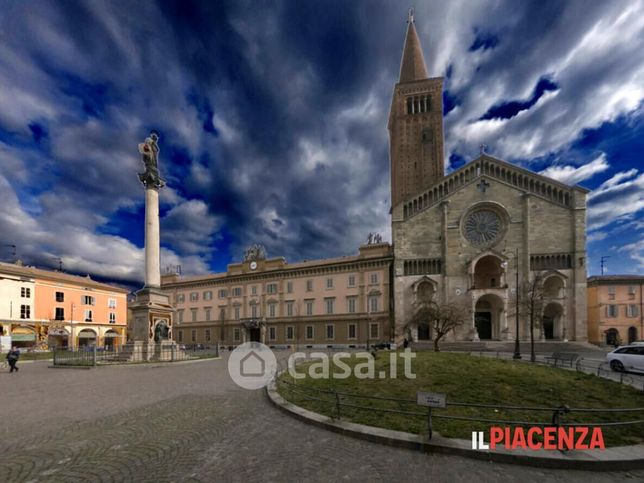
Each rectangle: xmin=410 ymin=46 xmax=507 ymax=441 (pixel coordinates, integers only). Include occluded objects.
xmin=551 ymin=405 xmax=570 ymax=428
xmin=335 ymin=390 xmax=341 ymax=419
xmin=427 ymin=407 xmax=433 ymax=440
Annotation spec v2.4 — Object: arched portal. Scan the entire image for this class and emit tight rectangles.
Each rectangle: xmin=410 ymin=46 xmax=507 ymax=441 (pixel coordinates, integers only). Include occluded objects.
xmin=605 ymin=328 xmax=619 ymax=346
xmin=416 ymin=280 xmax=435 ymax=303
xmin=10 ymin=326 xmax=37 ymax=349
xmin=542 ymin=303 xmax=563 ymax=340
xmin=473 ymin=255 xmax=504 ymax=289
xmin=48 ymin=328 xmax=69 ymax=349
xmin=77 ymin=329 xmax=97 ymax=347
xmin=628 ymin=326 xmax=638 ymax=344
xmin=104 ymin=329 xmax=121 ymax=350
xmin=543 ymin=275 xmax=564 ymax=299
xmin=474 ymin=294 xmax=504 ymax=340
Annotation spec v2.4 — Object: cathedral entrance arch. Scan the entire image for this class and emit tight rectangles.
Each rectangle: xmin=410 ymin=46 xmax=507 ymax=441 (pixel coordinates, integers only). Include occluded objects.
xmin=473 ymin=255 xmax=505 ymax=289
xmin=542 ymin=303 xmax=563 ymax=340
xmin=417 ymin=323 xmax=431 ymax=341
xmin=474 ymin=294 xmax=504 ymax=340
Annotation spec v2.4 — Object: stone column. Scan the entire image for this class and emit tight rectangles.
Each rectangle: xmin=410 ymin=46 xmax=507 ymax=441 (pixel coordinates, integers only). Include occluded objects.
xmin=126 ymin=132 xmax=176 ymax=360
xmin=145 ymin=187 xmax=161 ymax=288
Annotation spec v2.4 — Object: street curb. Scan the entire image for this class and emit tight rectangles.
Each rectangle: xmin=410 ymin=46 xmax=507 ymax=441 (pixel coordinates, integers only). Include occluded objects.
xmin=266 ymin=380 xmax=644 ymax=471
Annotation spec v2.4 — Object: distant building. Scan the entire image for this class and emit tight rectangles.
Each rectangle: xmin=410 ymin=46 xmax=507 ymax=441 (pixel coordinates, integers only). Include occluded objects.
xmin=587 ymin=275 xmax=643 ymax=345
xmin=161 ymin=244 xmax=392 ymax=347
xmin=0 ymin=261 xmax=128 ymax=350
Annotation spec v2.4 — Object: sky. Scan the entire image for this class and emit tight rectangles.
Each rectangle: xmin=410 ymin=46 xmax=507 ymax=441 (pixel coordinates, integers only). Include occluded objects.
xmin=0 ymin=0 xmax=643 ymax=288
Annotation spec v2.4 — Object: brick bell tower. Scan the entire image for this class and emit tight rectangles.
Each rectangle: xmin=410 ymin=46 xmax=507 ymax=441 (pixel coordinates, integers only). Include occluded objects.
xmin=388 ymin=9 xmax=445 ymax=208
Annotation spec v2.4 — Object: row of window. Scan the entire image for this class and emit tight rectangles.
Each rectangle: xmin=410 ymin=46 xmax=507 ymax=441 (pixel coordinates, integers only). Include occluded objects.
xmin=177 ymin=296 xmax=381 ymax=323
xmin=605 ymin=304 xmax=640 ymax=318
xmin=607 ymin=286 xmax=639 ymax=300
xmin=17 ymin=305 xmax=117 ymax=323
xmin=175 ymin=274 xmax=381 ymax=304
xmin=17 ymin=288 xmax=117 ymax=308
xmin=177 ymin=322 xmax=381 ymax=343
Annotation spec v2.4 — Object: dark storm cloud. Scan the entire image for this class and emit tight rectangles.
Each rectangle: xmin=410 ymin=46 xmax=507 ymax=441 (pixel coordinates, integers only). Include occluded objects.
xmin=0 ymin=0 xmax=642 ymax=280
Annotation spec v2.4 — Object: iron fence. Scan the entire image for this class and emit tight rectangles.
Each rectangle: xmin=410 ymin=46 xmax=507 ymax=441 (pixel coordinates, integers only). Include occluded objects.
xmin=464 ymin=351 xmax=644 ymax=391
xmin=276 ymin=377 xmax=644 ymax=442
xmin=52 ymin=344 xmax=218 ymax=366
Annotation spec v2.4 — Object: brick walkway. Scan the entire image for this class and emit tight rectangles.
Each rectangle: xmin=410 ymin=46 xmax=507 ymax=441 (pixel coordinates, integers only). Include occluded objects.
xmin=0 ymin=356 xmax=641 ymax=482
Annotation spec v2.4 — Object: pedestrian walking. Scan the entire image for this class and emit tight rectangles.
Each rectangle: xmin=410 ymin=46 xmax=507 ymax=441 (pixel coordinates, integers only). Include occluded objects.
xmin=6 ymin=346 xmax=20 ymax=373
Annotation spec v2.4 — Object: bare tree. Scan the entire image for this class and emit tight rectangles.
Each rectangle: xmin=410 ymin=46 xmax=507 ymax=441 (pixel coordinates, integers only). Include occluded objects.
xmin=407 ymin=301 xmax=467 ymax=352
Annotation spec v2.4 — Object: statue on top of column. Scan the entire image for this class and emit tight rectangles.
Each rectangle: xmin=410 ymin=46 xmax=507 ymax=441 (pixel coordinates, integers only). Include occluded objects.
xmin=138 ymin=131 xmax=165 ymax=188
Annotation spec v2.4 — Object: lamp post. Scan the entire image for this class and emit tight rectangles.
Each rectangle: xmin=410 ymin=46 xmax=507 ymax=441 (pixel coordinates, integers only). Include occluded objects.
xmin=70 ymin=303 xmax=75 ymax=350
xmin=513 ymin=248 xmax=521 ymax=359
xmin=366 ymin=299 xmax=371 ymax=351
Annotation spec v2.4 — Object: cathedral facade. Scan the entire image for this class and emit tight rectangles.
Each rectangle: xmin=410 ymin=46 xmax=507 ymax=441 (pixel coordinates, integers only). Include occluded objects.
xmin=390 ymin=16 xmax=588 ymax=342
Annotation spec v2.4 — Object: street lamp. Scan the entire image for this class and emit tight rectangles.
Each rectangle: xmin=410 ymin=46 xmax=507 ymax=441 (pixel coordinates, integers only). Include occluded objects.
xmin=366 ymin=297 xmax=371 ymax=351
xmin=70 ymin=303 xmax=76 ymax=350
xmin=513 ymin=248 xmax=521 ymax=359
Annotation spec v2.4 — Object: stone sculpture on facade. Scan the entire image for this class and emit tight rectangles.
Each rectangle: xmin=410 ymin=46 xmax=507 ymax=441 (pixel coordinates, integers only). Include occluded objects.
xmin=244 ymin=244 xmax=267 ymax=262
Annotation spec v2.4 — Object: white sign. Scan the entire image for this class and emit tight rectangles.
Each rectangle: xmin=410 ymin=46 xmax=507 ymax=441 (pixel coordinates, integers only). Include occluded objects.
xmin=417 ymin=391 xmax=447 ymax=408
xmin=0 ymin=336 xmax=11 ymax=352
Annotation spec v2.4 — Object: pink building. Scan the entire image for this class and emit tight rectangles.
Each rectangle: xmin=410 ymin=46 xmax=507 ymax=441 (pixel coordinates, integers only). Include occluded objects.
xmin=0 ymin=261 xmax=128 ymax=349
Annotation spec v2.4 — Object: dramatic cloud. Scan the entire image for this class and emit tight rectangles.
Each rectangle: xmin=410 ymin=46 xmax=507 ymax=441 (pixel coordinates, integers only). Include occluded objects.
xmin=588 ymin=169 xmax=644 ymax=230
xmin=0 ymin=0 xmax=642 ymax=281
xmin=539 ymin=154 xmax=609 ymax=186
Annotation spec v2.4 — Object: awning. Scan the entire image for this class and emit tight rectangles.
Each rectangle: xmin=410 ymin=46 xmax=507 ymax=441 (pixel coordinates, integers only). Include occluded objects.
xmin=49 ymin=329 xmax=69 ymax=336
xmin=77 ymin=332 xmax=97 ymax=338
xmin=104 ymin=332 xmax=120 ymax=338
xmin=11 ymin=334 xmax=36 ymax=341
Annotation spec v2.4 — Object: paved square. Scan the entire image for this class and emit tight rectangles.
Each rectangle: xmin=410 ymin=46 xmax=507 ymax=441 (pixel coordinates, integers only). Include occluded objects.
xmin=0 ymin=356 xmax=641 ymax=482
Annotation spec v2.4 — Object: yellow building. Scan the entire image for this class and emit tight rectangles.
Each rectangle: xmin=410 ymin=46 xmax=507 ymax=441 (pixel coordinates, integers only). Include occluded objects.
xmin=0 ymin=261 xmax=129 ymax=350
xmin=160 ymin=243 xmax=393 ymax=348
xmin=587 ymin=275 xmax=643 ymax=345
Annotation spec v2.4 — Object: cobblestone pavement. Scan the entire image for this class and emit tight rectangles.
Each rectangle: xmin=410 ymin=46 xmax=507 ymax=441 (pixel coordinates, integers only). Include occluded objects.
xmin=0 ymin=356 xmax=642 ymax=482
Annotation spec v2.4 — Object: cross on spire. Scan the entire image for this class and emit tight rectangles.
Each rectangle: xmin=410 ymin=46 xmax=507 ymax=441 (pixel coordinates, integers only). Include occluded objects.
xmin=408 ymin=7 xmax=414 ymax=23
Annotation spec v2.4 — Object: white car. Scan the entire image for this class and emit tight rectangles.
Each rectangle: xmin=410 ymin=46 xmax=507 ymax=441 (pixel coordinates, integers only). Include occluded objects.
xmin=606 ymin=344 xmax=644 ymax=373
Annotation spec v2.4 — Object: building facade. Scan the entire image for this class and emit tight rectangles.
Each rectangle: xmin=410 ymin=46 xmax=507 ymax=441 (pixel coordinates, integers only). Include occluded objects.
xmin=390 ymin=16 xmax=588 ymax=342
xmin=0 ymin=261 xmax=128 ymax=350
xmin=587 ymin=275 xmax=643 ymax=345
xmin=160 ymin=244 xmax=392 ymax=348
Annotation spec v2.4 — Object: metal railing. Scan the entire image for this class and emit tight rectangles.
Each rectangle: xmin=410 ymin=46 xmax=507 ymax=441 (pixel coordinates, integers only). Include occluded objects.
xmin=52 ymin=344 xmax=216 ymax=366
xmin=464 ymin=351 xmax=644 ymax=391
xmin=276 ymin=377 xmax=644 ymax=442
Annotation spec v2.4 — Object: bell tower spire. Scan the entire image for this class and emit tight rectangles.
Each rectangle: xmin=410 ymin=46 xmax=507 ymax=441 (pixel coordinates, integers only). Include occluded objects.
xmin=399 ymin=8 xmax=428 ymax=83
xmin=388 ymin=11 xmax=445 ymax=209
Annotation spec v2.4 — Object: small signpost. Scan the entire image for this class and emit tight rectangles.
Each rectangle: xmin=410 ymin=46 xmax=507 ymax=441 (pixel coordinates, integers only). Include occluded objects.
xmin=417 ymin=391 xmax=447 ymax=440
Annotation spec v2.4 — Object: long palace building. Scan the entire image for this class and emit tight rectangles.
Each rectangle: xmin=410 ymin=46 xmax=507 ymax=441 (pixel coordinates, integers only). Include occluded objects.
xmin=160 ymin=244 xmax=392 ymax=347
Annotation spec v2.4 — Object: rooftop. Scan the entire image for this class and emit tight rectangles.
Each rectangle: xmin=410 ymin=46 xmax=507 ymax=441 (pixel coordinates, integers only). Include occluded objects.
xmin=587 ymin=275 xmax=644 ymax=284
xmin=0 ymin=261 xmax=130 ymax=293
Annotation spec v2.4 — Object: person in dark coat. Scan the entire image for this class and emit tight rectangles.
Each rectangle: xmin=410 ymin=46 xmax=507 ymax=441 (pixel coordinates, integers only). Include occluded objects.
xmin=403 ymin=338 xmax=409 ymax=349
xmin=6 ymin=346 xmax=20 ymax=373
